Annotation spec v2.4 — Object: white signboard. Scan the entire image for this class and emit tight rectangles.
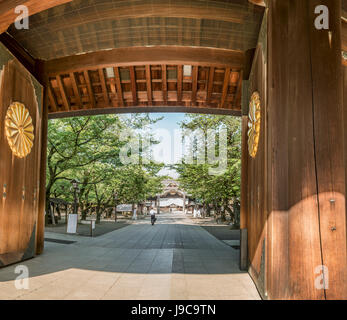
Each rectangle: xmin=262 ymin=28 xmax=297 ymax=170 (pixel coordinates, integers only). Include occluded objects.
xmin=67 ymin=214 xmax=78 ymax=234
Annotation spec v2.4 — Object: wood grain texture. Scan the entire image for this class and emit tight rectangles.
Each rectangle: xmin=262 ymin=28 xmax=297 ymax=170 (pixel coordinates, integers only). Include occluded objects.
xmin=0 ymin=0 xmax=73 ymax=34
xmin=36 ymin=76 xmax=47 ymax=255
xmin=246 ymin=43 xmax=268 ymax=299
xmin=267 ymin=0 xmax=324 ymax=300
xmin=45 ymin=47 xmax=245 ymax=75
xmin=266 ymin=0 xmax=346 ymax=300
xmin=309 ymin=0 xmax=347 ymax=299
xmin=0 ymin=55 xmax=42 ymax=266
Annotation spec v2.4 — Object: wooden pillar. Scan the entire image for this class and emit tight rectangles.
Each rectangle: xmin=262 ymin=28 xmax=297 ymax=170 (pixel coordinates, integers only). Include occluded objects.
xmin=36 ymin=83 xmax=48 ymax=255
xmin=240 ymin=89 xmax=249 ymax=270
xmin=344 ymin=65 xmax=347 ymax=218
xmin=240 ymin=109 xmax=249 ymax=229
xmin=267 ymin=0 xmax=346 ymax=299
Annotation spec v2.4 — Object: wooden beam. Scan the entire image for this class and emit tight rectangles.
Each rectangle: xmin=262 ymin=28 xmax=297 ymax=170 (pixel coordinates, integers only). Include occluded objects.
xmin=113 ymin=67 xmax=124 ymax=107
xmin=98 ymin=68 xmax=109 ymax=104
xmin=56 ymin=75 xmax=70 ymax=111
xmin=244 ymin=48 xmax=256 ymax=80
xmin=48 ymin=82 xmax=58 ymax=112
xmin=69 ymin=72 xmax=82 ymax=108
xmin=48 ymin=106 xmax=242 ymax=119
xmin=83 ymin=70 xmax=95 ymax=108
xmin=45 ymin=46 xmax=245 ymax=76
xmin=207 ymin=67 xmax=215 ymax=104
xmin=129 ymin=66 xmax=137 ymax=104
xmin=177 ymin=65 xmax=183 ymax=103
xmin=234 ymin=70 xmax=243 ymax=108
xmin=0 ymin=33 xmax=42 ymax=82
xmin=191 ymin=66 xmax=198 ymax=105
xmin=0 ymin=0 xmax=73 ymax=34
xmin=162 ymin=65 xmax=167 ymax=104
xmin=36 ymin=77 xmax=50 ymax=255
xmin=145 ymin=65 xmax=152 ymax=104
xmin=220 ymin=68 xmax=231 ymax=108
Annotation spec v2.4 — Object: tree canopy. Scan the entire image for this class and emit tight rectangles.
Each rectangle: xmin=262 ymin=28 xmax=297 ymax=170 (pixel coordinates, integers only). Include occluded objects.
xmin=173 ymin=114 xmax=241 ymax=222
xmin=47 ymin=114 xmax=166 ymax=222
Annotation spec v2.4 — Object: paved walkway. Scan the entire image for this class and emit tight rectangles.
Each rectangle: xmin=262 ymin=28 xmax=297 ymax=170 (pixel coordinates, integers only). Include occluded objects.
xmin=0 ymin=213 xmax=260 ymax=300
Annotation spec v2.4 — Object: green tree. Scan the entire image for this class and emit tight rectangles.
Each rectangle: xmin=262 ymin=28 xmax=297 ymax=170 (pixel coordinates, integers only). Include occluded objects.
xmin=174 ymin=114 xmax=241 ymax=223
xmin=46 ymin=113 xmax=166 ymax=223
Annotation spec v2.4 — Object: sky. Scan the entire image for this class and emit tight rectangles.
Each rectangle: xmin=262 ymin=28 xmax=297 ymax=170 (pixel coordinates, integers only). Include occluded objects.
xmin=150 ymin=112 xmax=186 ymax=133
xmin=148 ymin=113 xmax=186 ymax=179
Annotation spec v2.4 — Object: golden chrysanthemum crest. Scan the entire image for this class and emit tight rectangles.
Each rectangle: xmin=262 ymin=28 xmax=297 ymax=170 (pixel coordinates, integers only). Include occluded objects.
xmin=247 ymin=92 xmax=261 ymax=158
xmin=5 ymin=102 xmax=34 ymax=158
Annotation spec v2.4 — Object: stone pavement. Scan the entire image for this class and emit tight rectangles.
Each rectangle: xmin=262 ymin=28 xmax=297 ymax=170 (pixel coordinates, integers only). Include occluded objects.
xmin=0 ymin=212 xmax=260 ymax=300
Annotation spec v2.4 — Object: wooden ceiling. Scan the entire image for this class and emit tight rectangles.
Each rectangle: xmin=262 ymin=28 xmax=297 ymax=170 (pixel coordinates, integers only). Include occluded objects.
xmin=7 ymin=0 xmax=264 ymax=61
xmin=47 ymin=63 xmax=243 ymax=117
xmin=1 ymin=0 xmax=345 ymax=117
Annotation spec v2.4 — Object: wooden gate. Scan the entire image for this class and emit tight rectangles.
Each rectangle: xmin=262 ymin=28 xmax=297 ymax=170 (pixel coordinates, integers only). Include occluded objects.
xmin=0 ymin=43 xmax=42 ymax=267
xmin=241 ymin=1 xmax=347 ymax=300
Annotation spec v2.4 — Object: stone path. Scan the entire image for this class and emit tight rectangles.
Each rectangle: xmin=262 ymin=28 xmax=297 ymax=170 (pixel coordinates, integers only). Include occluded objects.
xmin=0 ymin=213 xmax=260 ymax=300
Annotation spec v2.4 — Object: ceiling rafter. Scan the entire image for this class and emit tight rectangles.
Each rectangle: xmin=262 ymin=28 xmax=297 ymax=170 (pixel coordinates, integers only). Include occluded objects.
xmin=83 ymin=70 xmax=95 ymax=108
xmin=113 ymin=67 xmax=124 ymax=107
xmin=70 ymin=72 xmax=83 ymax=108
xmin=45 ymin=47 xmax=245 ymax=76
xmin=56 ymin=75 xmax=70 ymax=111
xmin=47 ymin=64 xmax=242 ymax=116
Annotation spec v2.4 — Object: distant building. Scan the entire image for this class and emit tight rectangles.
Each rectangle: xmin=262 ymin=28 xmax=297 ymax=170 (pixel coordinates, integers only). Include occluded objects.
xmin=157 ymin=179 xmax=189 ymax=213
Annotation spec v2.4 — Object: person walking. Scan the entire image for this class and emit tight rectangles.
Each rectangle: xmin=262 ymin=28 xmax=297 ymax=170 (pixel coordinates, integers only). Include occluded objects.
xmin=132 ymin=206 xmax=137 ymax=220
xmin=150 ymin=207 xmax=157 ymax=225
xmin=197 ymin=206 xmax=201 ymax=218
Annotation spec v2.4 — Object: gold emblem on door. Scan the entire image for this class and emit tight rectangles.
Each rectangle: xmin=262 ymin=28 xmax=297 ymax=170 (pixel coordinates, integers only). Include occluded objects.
xmin=5 ymin=102 xmax=34 ymax=158
xmin=248 ymin=92 xmax=261 ymax=158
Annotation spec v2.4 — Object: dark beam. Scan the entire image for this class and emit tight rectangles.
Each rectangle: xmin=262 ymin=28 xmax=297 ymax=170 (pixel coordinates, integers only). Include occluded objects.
xmin=83 ymin=70 xmax=95 ymax=108
xmin=48 ymin=83 xmax=58 ymax=112
xmin=191 ymin=66 xmax=198 ymax=105
xmin=113 ymin=67 xmax=124 ymax=107
xmin=0 ymin=32 xmax=43 ymax=83
xmin=207 ymin=67 xmax=215 ymax=104
xmin=56 ymin=75 xmax=70 ymax=111
xmin=70 ymin=72 xmax=82 ymax=108
xmin=243 ymin=48 xmax=256 ymax=80
xmin=177 ymin=65 xmax=183 ymax=103
xmin=220 ymin=68 xmax=231 ymax=108
xmin=98 ymin=68 xmax=109 ymax=104
xmin=45 ymin=46 xmax=245 ymax=76
xmin=234 ymin=70 xmax=243 ymax=108
xmin=162 ymin=65 xmax=167 ymax=104
xmin=129 ymin=66 xmax=137 ymax=104
xmin=48 ymin=106 xmax=242 ymax=120
xmin=145 ymin=65 xmax=152 ymax=104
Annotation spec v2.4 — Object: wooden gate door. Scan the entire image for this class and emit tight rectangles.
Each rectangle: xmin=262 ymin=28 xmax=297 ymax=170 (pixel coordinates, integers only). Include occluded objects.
xmin=0 ymin=44 xmax=42 ymax=267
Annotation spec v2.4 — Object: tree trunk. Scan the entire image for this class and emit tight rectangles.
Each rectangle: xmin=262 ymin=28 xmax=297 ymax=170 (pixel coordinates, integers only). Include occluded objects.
xmin=206 ymin=204 xmax=211 ymax=217
xmin=81 ymin=203 xmax=88 ymax=220
xmin=96 ymin=205 xmax=101 ymax=223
